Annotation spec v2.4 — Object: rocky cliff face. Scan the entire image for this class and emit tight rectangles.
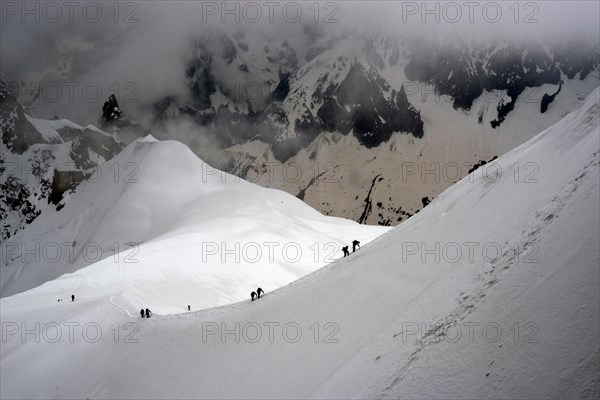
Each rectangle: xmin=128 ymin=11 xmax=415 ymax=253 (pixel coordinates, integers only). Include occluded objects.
xmin=404 ymin=36 xmax=598 ymax=128
xmin=1 ymin=81 xmax=47 ymax=154
xmin=1 ymin=81 xmax=125 ymax=239
xmin=149 ymin=29 xmax=426 ymax=161
xmin=137 ymin=29 xmax=598 ymax=225
xmin=4 ymin=28 xmax=598 ymax=229
xmin=149 ymin=30 xmax=598 ymax=159
xmin=316 ymin=64 xmax=423 ymax=147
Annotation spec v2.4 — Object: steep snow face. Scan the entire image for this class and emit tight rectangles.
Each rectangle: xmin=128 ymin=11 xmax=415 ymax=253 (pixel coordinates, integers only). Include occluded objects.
xmin=309 ymin=88 xmax=600 ymax=400
xmin=1 ymin=88 xmax=597 ymax=398
xmin=0 ymin=136 xmax=389 ymax=307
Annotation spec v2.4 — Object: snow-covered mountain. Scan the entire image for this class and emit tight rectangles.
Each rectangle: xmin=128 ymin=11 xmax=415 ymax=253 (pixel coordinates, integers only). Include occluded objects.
xmin=0 ymin=80 xmax=125 ymax=240
xmin=1 ymin=85 xmax=597 ymax=398
xmin=5 ymin=29 xmax=598 ymax=230
xmin=0 ymin=135 xmax=388 ymax=305
xmin=146 ymin=28 xmax=599 ymax=225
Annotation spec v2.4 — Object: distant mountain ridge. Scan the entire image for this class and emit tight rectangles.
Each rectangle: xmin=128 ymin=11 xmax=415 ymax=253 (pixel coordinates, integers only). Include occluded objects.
xmin=150 ymin=29 xmax=598 ymax=157
xmin=2 ymin=29 xmax=599 ymax=232
xmin=0 ymin=80 xmax=125 ymax=239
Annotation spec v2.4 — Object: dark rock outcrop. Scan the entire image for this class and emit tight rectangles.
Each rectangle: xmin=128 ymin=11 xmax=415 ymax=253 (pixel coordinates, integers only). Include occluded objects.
xmin=541 ymin=81 xmax=563 ymax=113
xmin=316 ymin=64 xmax=424 ymax=148
xmin=101 ymin=94 xmax=121 ymax=124
xmin=0 ymin=81 xmax=45 ymax=154
xmin=48 ymin=170 xmax=88 ymax=205
xmin=404 ymin=37 xmax=596 ymax=128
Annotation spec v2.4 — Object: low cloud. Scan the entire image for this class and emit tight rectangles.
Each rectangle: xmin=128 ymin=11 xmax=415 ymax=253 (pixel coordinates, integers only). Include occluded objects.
xmin=1 ymin=0 xmax=598 ymax=125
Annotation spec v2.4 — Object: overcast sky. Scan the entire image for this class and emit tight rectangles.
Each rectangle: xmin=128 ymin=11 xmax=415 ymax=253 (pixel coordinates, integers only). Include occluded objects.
xmin=1 ymin=1 xmax=598 ymax=124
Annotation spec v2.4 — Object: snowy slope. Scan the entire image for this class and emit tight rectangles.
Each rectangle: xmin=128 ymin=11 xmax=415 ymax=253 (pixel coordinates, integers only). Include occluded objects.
xmin=1 ymin=89 xmax=598 ymax=399
xmin=1 ymin=136 xmax=388 ymax=308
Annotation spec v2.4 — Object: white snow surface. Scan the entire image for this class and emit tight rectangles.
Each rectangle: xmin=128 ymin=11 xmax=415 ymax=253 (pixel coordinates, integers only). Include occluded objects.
xmin=24 ymin=116 xmax=98 ymax=143
xmin=0 ymin=134 xmax=388 ymax=308
xmin=1 ymin=89 xmax=599 ymax=399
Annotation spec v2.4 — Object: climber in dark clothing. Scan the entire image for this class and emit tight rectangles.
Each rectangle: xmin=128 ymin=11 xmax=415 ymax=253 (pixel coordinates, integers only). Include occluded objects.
xmin=188 ymin=305 xmax=191 ymax=311
xmin=145 ymin=308 xmax=151 ymax=318
xmin=71 ymin=294 xmax=75 ymax=302
xmin=251 ymin=291 xmax=257 ymax=301
xmin=352 ymin=240 xmax=360 ymax=253
xmin=140 ymin=309 xmax=145 ymax=318
xmin=342 ymin=246 xmax=350 ymax=257
xmin=257 ymin=288 xmax=264 ymax=298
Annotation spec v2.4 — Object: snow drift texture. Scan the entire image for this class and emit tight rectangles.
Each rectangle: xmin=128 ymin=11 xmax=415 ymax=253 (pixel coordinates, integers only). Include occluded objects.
xmin=1 ymin=88 xmax=599 ymax=399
